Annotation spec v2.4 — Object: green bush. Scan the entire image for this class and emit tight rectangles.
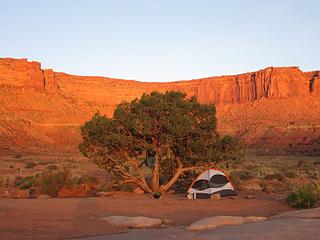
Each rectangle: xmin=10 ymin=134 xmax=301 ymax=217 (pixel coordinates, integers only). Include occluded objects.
xmin=286 ymin=184 xmax=319 ymax=209
xmin=38 ymin=169 xmax=71 ymax=197
xmin=173 ymin=172 xmax=198 ymax=193
xmin=15 ymin=175 xmax=36 ymax=189
xmin=18 ymin=176 xmax=36 ymax=190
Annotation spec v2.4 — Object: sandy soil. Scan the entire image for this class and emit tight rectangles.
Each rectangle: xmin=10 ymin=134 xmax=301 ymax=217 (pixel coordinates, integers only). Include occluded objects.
xmin=0 ymin=193 xmax=292 ymax=240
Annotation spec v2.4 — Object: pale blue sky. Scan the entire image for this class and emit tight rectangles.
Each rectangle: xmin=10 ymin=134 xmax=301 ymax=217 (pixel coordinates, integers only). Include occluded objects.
xmin=1 ymin=0 xmax=319 ymax=82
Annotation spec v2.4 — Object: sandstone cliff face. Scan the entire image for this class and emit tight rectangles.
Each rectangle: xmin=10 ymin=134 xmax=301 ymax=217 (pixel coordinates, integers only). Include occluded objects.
xmin=0 ymin=58 xmax=44 ymax=91
xmin=0 ymin=58 xmax=316 ymax=105
xmin=0 ymin=58 xmax=319 ymax=155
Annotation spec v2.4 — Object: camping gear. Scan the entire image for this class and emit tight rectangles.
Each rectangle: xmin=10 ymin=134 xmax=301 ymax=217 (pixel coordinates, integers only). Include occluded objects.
xmin=186 ymin=168 xmax=236 ymax=199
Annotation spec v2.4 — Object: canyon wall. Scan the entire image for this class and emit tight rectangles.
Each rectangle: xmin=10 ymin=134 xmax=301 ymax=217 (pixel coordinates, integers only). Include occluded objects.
xmin=0 ymin=58 xmax=319 ymax=155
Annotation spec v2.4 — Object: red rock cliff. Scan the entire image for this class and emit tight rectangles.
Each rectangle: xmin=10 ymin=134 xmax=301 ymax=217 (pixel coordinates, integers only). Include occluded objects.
xmin=0 ymin=58 xmax=319 ymax=155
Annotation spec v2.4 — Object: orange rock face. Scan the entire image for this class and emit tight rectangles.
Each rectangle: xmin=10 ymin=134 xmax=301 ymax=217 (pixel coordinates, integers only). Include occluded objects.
xmin=0 ymin=58 xmax=319 ymax=155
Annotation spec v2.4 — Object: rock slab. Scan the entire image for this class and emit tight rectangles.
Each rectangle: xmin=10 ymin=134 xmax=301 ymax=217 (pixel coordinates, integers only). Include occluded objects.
xmin=100 ymin=216 xmax=165 ymax=229
xmin=187 ymin=216 xmax=267 ymax=231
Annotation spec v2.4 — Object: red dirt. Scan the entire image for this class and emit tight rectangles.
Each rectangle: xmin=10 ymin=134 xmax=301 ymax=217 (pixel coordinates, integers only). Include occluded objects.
xmin=0 ymin=193 xmax=292 ymax=240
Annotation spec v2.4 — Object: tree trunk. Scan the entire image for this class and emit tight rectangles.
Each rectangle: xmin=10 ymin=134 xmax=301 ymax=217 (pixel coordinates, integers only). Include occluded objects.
xmin=159 ymin=166 xmax=203 ymax=193
xmin=151 ymin=155 xmax=160 ymax=191
xmin=135 ymin=178 xmax=152 ymax=193
xmin=159 ymin=168 xmax=183 ymax=193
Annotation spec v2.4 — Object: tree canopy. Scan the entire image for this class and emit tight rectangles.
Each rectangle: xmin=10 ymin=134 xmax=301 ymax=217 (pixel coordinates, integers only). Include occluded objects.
xmin=79 ymin=91 xmax=244 ymax=193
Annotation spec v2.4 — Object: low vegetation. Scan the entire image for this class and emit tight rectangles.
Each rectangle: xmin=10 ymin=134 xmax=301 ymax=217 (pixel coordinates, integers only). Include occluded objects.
xmin=286 ymin=184 xmax=320 ymax=209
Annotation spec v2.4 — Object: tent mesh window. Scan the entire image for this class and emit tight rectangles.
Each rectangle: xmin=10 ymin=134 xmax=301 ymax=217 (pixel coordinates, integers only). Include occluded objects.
xmin=191 ymin=179 xmax=209 ymax=190
xmin=209 ymin=174 xmax=229 ymax=188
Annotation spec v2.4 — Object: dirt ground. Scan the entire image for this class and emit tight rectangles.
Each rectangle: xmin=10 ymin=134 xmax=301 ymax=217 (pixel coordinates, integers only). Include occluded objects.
xmin=0 ymin=193 xmax=292 ymax=240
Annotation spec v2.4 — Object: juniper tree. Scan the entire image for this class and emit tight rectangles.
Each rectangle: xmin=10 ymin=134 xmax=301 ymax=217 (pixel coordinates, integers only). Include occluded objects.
xmin=79 ymin=91 xmax=244 ymax=193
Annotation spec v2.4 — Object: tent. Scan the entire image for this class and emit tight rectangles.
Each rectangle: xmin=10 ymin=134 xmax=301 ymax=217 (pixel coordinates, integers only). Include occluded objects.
xmin=186 ymin=168 xmax=236 ymax=199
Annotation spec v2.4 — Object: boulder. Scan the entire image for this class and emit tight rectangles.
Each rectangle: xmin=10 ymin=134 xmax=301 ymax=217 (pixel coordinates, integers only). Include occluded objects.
xmin=100 ymin=216 xmax=167 ymax=229
xmin=187 ymin=216 xmax=267 ymax=231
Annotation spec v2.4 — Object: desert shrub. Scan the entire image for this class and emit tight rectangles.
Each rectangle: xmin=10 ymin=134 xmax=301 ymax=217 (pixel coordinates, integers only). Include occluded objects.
xmin=47 ymin=165 xmax=58 ymax=171
xmin=0 ymin=175 xmax=15 ymax=187
xmin=264 ymin=173 xmax=286 ymax=182
xmin=313 ymin=161 xmax=320 ymax=166
xmin=286 ymin=184 xmax=319 ymax=209
xmin=71 ymin=175 xmax=98 ymax=186
xmin=230 ymin=170 xmax=254 ymax=181
xmin=38 ymin=169 xmax=71 ymax=197
xmin=284 ymin=170 xmax=298 ymax=178
xmin=25 ymin=162 xmax=37 ymax=169
xmin=18 ymin=176 xmax=36 ymax=190
xmin=260 ymin=181 xmax=274 ymax=193
xmin=79 ymin=175 xmax=99 ymax=185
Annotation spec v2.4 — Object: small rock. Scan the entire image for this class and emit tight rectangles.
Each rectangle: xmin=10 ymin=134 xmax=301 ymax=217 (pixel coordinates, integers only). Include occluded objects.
xmin=100 ymin=216 xmax=164 ymax=229
xmin=96 ymin=191 xmax=110 ymax=197
xmin=187 ymin=216 xmax=267 ymax=231
xmin=133 ymin=187 xmax=145 ymax=195
xmin=246 ymin=195 xmax=255 ymax=199
xmin=37 ymin=194 xmax=52 ymax=199
xmin=210 ymin=193 xmax=221 ymax=200
xmin=28 ymin=188 xmax=37 ymax=198
xmin=230 ymin=196 xmax=239 ymax=200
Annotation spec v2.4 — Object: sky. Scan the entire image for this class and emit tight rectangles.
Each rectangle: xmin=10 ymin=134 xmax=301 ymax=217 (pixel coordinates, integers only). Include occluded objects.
xmin=1 ymin=0 xmax=319 ymax=82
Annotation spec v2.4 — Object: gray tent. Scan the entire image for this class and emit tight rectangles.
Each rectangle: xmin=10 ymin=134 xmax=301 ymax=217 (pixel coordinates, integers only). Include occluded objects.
xmin=186 ymin=168 xmax=236 ymax=199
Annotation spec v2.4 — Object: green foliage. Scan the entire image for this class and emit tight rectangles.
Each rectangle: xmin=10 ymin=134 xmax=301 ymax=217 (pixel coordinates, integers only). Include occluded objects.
xmin=173 ymin=172 xmax=198 ymax=193
xmin=286 ymin=184 xmax=319 ymax=209
xmin=18 ymin=176 xmax=36 ymax=190
xmin=79 ymin=91 xmax=245 ymax=191
xmin=216 ymin=135 xmax=245 ymax=164
xmin=38 ymin=169 xmax=71 ymax=197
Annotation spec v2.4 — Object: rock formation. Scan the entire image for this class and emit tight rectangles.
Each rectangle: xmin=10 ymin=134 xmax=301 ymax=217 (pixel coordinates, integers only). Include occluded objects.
xmin=0 ymin=58 xmax=319 ymax=155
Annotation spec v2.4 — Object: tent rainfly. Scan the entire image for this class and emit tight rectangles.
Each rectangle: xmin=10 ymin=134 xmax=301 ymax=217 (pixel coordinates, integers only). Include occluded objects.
xmin=186 ymin=168 xmax=236 ymax=199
